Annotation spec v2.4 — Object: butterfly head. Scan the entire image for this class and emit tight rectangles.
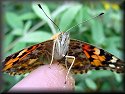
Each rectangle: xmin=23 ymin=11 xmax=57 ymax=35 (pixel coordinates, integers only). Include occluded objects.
xmin=58 ymin=32 xmax=69 ymax=41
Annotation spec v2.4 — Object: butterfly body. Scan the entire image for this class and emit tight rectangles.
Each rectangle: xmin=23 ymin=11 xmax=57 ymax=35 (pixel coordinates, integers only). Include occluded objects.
xmin=53 ymin=32 xmax=70 ymax=60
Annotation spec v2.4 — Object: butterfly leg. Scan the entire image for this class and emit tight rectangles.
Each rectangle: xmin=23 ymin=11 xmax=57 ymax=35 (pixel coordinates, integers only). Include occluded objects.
xmin=49 ymin=40 xmax=56 ymax=67
xmin=64 ymin=55 xmax=75 ymax=84
xmin=64 ymin=54 xmax=68 ymax=70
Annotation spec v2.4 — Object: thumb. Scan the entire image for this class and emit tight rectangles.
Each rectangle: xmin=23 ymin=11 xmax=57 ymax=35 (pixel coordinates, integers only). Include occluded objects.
xmin=9 ymin=62 xmax=75 ymax=92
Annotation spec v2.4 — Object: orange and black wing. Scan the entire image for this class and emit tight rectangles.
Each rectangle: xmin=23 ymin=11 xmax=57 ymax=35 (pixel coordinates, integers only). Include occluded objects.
xmin=66 ymin=39 xmax=125 ymax=74
xmin=2 ymin=40 xmax=53 ymax=75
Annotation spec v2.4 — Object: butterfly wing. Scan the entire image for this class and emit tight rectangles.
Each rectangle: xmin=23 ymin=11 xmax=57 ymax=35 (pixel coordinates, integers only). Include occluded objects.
xmin=2 ymin=39 xmax=124 ymax=75
xmin=2 ymin=40 xmax=53 ymax=75
xmin=82 ymin=41 xmax=125 ymax=73
xmin=58 ymin=39 xmax=91 ymax=74
xmin=65 ymin=39 xmax=125 ymax=74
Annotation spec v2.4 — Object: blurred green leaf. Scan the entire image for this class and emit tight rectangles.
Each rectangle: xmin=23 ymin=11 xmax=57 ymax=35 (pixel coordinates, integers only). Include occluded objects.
xmin=90 ymin=20 xmax=105 ymax=44
xmin=75 ymin=7 xmax=84 ymax=31
xmin=32 ymin=2 xmax=56 ymax=34
xmin=52 ymin=4 xmax=73 ymax=19
xmin=19 ymin=12 xmax=37 ymax=20
xmin=114 ymin=73 xmax=122 ymax=83
xmin=11 ymin=42 xmax=26 ymax=53
xmin=3 ymin=74 xmax=18 ymax=86
xmin=4 ymin=51 xmax=12 ymax=58
xmin=88 ymin=70 xmax=113 ymax=80
xmin=32 ymin=3 xmax=51 ymax=21
xmin=3 ymin=34 xmax=13 ymax=48
xmin=11 ymin=28 xmax=23 ymax=36
xmin=23 ymin=20 xmax=32 ymax=34
xmin=103 ymin=10 xmax=113 ymax=28
xmin=59 ymin=4 xmax=82 ymax=31
xmin=101 ymin=82 xmax=112 ymax=91
xmin=85 ymin=78 xmax=97 ymax=90
xmin=113 ymin=20 xmax=121 ymax=33
xmin=107 ymin=48 xmax=122 ymax=59
xmin=5 ymin=12 xmax=23 ymax=29
xmin=76 ymin=6 xmax=90 ymax=27
xmin=75 ymin=85 xmax=84 ymax=92
xmin=104 ymin=37 xmax=122 ymax=59
xmin=20 ymin=31 xmax=52 ymax=43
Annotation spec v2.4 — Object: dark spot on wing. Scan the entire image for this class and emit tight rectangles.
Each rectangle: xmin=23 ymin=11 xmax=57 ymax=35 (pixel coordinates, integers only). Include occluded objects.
xmin=105 ymin=54 xmax=112 ymax=61
xmin=89 ymin=57 xmax=94 ymax=62
xmin=99 ymin=49 xmax=105 ymax=56
xmin=90 ymin=45 xmax=95 ymax=49
xmin=95 ymin=67 xmax=100 ymax=70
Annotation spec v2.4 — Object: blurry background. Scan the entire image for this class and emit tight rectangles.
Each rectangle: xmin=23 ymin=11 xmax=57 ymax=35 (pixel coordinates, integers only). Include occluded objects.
xmin=1 ymin=0 xmax=124 ymax=92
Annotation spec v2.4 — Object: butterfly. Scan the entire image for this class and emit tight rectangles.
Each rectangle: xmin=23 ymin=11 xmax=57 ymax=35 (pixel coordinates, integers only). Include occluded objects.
xmin=2 ymin=4 xmax=125 ymax=76
xmin=2 ymin=32 xmax=125 ymax=76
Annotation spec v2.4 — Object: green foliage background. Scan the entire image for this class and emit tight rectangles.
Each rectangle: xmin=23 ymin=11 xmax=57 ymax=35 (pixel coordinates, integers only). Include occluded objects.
xmin=1 ymin=0 xmax=124 ymax=92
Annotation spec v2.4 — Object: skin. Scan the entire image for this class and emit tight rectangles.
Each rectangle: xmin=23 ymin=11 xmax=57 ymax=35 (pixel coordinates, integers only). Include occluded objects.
xmin=9 ymin=62 xmax=75 ymax=93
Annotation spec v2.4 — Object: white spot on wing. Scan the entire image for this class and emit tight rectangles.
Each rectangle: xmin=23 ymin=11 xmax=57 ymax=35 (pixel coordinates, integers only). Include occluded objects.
xmin=117 ymin=66 xmax=120 ymax=69
xmin=110 ymin=56 xmax=118 ymax=63
xmin=109 ymin=64 xmax=115 ymax=68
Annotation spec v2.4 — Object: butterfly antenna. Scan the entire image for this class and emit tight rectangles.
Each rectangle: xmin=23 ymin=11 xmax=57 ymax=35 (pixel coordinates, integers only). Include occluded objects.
xmin=38 ymin=4 xmax=61 ymax=32
xmin=65 ymin=13 xmax=104 ymax=32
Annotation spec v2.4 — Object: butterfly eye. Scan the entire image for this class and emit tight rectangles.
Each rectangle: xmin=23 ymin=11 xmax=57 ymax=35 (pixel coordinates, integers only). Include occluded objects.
xmin=58 ymin=34 xmax=62 ymax=39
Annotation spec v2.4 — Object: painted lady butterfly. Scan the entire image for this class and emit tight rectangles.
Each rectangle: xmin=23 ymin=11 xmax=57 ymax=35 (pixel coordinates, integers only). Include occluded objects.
xmin=2 ymin=4 xmax=125 ymax=76
xmin=2 ymin=32 xmax=125 ymax=75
